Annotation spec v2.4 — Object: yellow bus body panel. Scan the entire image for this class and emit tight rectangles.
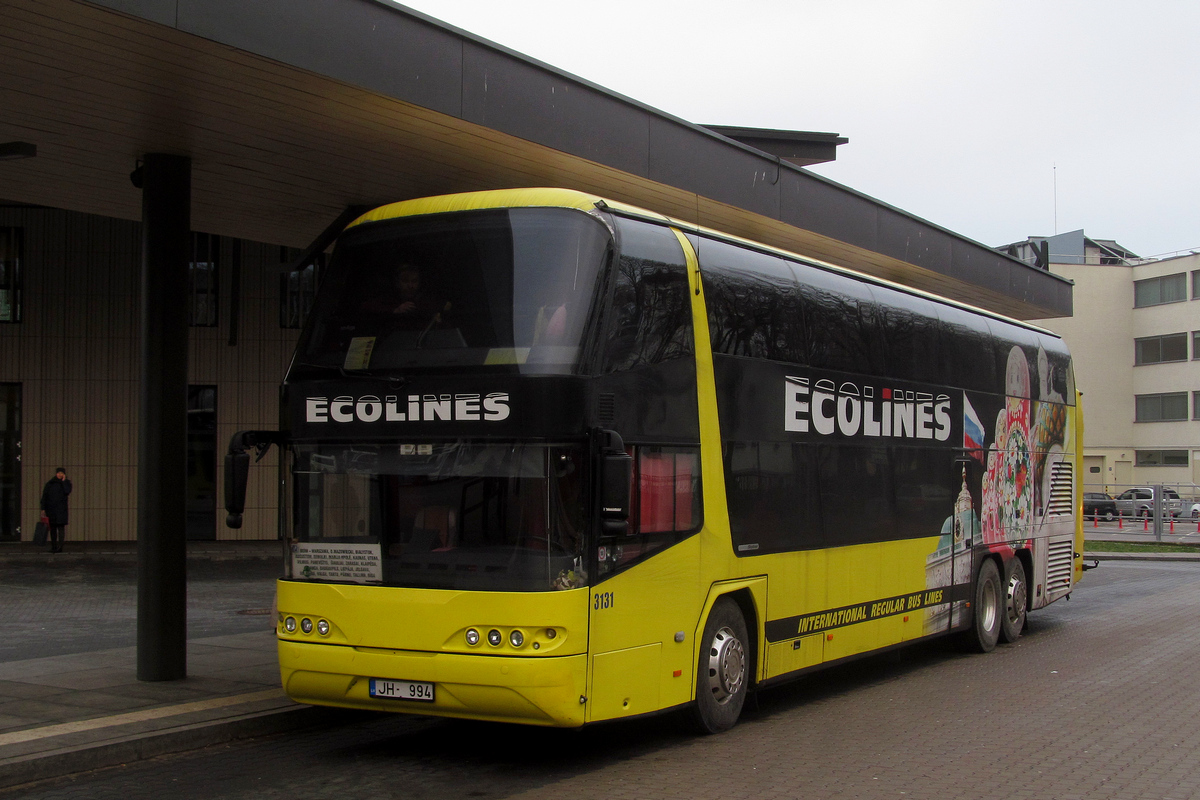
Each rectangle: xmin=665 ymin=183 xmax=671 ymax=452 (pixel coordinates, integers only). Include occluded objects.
xmin=280 ymin=641 xmax=587 ymax=727
xmin=585 ymin=535 xmax=701 ymax=721
xmin=277 ymin=579 xmax=590 ymax=726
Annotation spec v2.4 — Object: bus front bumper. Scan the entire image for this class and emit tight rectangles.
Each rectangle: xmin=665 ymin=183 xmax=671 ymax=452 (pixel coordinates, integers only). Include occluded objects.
xmin=279 ymin=639 xmax=588 ymax=727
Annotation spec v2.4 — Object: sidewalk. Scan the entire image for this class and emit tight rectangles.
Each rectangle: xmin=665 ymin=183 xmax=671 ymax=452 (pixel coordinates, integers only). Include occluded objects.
xmin=0 ymin=541 xmax=362 ymax=791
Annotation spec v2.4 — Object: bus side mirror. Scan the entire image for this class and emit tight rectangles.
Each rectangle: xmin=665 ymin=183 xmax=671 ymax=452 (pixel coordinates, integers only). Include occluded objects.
xmin=600 ymin=452 xmax=633 ymax=534
xmin=224 ymin=430 xmax=283 ymax=529
xmin=224 ymin=450 xmax=250 ymax=529
xmin=595 ymin=428 xmax=632 ymax=535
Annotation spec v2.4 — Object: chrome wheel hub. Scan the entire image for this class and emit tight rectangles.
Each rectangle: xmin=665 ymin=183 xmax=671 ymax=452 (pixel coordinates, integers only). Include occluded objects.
xmin=1006 ymin=573 xmax=1027 ymax=624
xmin=706 ymin=626 xmax=745 ymax=705
xmin=980 ymin=577 xmax=999 ymax=631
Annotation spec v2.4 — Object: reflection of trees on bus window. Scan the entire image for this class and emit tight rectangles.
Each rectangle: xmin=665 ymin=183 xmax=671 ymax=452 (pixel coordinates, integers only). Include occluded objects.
xmin=603 ymin=218 xmax=694 ymax=373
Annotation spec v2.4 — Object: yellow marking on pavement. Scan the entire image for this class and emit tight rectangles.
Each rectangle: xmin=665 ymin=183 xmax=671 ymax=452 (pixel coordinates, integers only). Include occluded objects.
xmin=0 ymin=688 xmax=288 ymax=746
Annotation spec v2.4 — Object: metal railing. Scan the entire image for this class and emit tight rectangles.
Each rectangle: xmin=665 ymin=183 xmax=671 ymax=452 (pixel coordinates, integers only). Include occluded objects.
xmin=1082 ymin=482 xmax=1200 ymax=540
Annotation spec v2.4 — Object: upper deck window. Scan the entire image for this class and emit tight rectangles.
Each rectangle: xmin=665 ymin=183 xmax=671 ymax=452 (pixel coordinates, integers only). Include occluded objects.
xmin=602 ymin=218 xmax=693 ymax=372
xmin=296 ymin=208 xmax=611 ymax=375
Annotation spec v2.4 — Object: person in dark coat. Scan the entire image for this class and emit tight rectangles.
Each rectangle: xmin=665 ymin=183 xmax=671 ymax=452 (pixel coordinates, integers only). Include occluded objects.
xmin=40 ymin=468 xmax=72 ymax=553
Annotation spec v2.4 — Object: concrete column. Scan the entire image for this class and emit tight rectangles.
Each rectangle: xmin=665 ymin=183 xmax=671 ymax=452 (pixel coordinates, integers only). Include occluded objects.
xmin=136 ymin=154 xmax=191 ymax=681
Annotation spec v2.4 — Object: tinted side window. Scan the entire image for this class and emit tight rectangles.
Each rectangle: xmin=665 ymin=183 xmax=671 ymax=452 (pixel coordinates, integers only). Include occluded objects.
xmin=859 ymin=287 xmax=943 ymax=384
xmin=696 ymin=238 xmax=798 ymax=361
xmin=598 ymin=445 xmax=702 ymax=577
xmin=933 ymin=304 xmax=997 ymax=394
xmin=725 ymin=442 xmax=958 ymax=554
xmin=725 ymin=441 xmax=823 ymax=552
xmin=784 ymin=261 xmax=878 ymax=374
xmin=603 ymin=218 xmax=693 ymax=372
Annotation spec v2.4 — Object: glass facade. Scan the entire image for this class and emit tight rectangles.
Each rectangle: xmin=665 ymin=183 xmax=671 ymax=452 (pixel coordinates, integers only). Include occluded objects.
xmin=0 ymin=228 xmax=21 ymax=323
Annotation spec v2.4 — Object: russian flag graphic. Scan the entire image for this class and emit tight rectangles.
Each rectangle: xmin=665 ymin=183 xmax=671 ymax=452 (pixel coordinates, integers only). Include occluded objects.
xmin=963 ymin=393 xmax=985 ymax=461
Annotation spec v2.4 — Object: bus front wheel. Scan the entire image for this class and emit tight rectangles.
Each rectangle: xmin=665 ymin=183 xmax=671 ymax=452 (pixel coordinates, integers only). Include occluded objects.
xmin=959 ymin=559 xmax=1002 ymax=653
xmin=688 ymin=598 xmax=749 ymax=734
xmin=999 ymin=557 xmax=1027 ymax=643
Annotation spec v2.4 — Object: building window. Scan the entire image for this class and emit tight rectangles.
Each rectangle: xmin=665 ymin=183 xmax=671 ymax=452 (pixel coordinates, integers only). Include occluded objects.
xmin=188 ymin=233 xmax=219 ymax=327
xmin=280 ymin=252 xmax=323 ymax=329
xmin=1134 ymin=273 xmax=1186 ymax=307
xmin=1135 ymin=392 xmax=1188 ymax=422
xmin=1193 ymin=270 xmax=1200 ymax=299
xmin=1135 ymin=333 xmax=1188 ymax=365
xmin=0 ymin=228 xmax=22 ymax=323
xmin=1136 ymin=450 xmax=1188 ymax=467
xmin=1194 ymin=391 xmax=1200 ymax=420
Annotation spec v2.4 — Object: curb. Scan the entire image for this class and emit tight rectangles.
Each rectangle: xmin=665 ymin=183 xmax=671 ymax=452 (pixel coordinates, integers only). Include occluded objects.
xmin=0 ymin=542 xmax=282 ymax=563
xmin=1083 ymin=551 xmax=1200 ymax=563
xmin=0 ymin=703 xmax=361 ymax=791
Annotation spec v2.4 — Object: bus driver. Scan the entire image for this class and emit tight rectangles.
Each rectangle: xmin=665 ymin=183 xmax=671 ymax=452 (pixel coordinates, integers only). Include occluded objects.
xmin=362 ymin=263 xmax=446 ymax=331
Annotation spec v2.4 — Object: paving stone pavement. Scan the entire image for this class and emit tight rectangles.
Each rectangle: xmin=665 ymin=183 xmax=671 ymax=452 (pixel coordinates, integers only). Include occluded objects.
xmin=1 ymin=558 xmax=1198 ymax=799
xmin=0 ymin=542 xmax=341 ymax=789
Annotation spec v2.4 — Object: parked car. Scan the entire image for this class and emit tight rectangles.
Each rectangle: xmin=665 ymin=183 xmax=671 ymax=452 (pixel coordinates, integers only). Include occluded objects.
xmin=1113 ymin=487 xmax=1183 ymax=518
xmin=1083 ymin=492 xmax=1117 ymax=520
xmin=1189 ymin=502 xmax=1200 ymax=520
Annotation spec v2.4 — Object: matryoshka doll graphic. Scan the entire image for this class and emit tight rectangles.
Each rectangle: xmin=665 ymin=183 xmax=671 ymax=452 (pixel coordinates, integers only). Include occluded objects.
xmin=980 ymin=346 xmax=1033 ymax=555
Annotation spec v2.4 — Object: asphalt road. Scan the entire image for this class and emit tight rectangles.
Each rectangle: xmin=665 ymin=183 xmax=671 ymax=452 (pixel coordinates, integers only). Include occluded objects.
xmin=6 ymin=560 xmax=1200 ymax=800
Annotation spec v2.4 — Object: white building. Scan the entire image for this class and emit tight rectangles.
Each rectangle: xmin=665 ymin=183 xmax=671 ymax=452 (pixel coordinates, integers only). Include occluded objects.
xmin=1013 ymin=231 xmax=1200 ymax=493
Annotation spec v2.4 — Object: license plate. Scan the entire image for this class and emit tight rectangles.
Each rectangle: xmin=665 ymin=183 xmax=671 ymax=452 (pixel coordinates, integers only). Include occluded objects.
xmin=369 ymin=678 xmax=435 ymax=702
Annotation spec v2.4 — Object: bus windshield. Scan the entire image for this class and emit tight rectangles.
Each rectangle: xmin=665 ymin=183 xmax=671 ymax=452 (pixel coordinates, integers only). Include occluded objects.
xmin=295 ymin=208 xmax=611 ymax=374
xmin=289 ymin=442 xmax=588 ymax=592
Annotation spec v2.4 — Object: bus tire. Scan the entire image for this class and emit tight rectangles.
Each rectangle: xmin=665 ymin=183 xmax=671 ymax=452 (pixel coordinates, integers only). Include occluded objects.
xmin=999 ymin=557 xmax=1027 ymax=643
xmin=959 ymin=558 xmax=1001 ymax=653
xmin=688 ymin=597 xmax=749 ymax=734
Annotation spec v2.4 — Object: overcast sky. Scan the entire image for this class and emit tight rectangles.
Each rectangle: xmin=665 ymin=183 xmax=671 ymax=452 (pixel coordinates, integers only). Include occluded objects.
xmin=399 ymin=0 xmax=1199 ymax=259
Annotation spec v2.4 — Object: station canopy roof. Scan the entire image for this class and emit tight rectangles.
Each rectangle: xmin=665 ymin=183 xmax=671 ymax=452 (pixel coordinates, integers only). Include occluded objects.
xmin=1 ymin=0 xmax=1070 ymax=319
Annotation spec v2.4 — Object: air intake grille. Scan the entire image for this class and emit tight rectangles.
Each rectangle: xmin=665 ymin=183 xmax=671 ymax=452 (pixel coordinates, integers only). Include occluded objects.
xmin=1045 ymin=461 xmax=1074 ymax=517
xmin=597 ymin=393 xmax=615 ymax=426
xmin=1046 ymin=538 xmax=1074 ymax=595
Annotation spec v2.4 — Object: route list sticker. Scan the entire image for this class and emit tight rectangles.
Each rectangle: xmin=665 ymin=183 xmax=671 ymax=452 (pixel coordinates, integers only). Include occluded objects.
xmin=292 ymin=542 xmax=383 ymax=584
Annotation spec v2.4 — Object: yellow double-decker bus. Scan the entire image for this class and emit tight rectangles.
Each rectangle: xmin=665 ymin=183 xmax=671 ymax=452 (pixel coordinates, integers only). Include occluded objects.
xmin=225 ymin=188 xmax=1083 ymax=733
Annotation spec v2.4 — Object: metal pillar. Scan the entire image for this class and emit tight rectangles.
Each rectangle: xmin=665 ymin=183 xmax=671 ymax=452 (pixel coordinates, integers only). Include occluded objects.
xmin=136 ymin=154 xmax=191 ymax=681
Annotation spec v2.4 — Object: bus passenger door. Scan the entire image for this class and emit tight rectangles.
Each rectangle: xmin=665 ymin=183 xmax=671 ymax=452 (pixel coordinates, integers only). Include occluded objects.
xmin=586 ymin=447 xmax=703 ymax=723
xmin=586 ymin=537 xmax=702 ymax=722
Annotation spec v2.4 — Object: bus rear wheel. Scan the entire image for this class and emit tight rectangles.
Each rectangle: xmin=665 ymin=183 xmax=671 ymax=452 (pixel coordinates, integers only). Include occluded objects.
xmin=1000 ymin=558 xmax=1027 ymax=643
xmin=959 ymin=558 xmax=1002 ymax=653
xmin=688 ymin=598 xmax=749 ymax=734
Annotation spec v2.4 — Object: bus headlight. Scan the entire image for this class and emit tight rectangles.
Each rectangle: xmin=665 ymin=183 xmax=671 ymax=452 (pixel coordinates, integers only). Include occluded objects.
xmin=509 ymin=630 xmax=524 ymax=647
xmin=487 ymin=629 xmax=502 ymax=646
xmin=284 ymin=616 xmax=297 ymax=633
xmin=465 ymin=628 xmax=480 ymax=646
xmin=301 ymin=618 xmax=313 ymax=634
xmin=316 ymin=619 xmax=330 ymax=636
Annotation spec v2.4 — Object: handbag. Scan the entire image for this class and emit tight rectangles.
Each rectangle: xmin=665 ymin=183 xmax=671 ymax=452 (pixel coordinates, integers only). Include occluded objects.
xmin=33 ymin=513 xmax=48 ymax=546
